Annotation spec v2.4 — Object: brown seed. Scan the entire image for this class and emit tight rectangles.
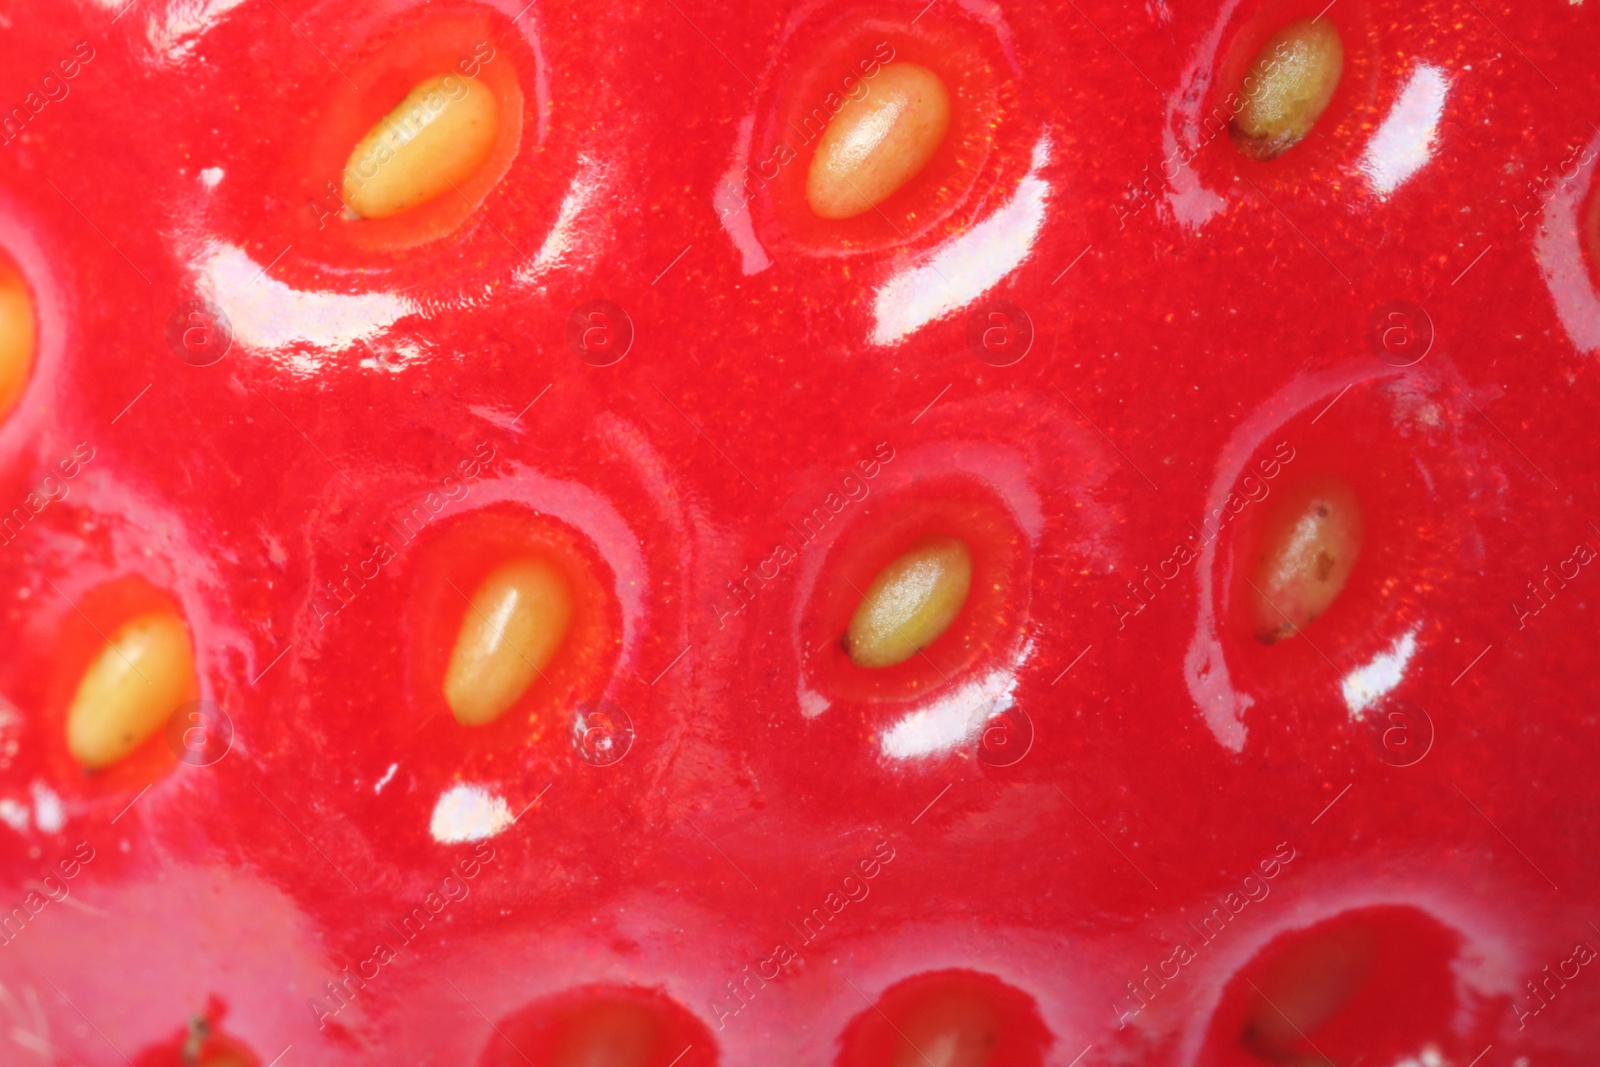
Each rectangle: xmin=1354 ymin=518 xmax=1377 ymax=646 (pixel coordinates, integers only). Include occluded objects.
xmin=1230 ymin=18 xmax=1345 ymax=161
xmin=1250 ymin=478 xmax=1364 ymax=642
xmin=806 ymin=63 xmax=951 ymax=220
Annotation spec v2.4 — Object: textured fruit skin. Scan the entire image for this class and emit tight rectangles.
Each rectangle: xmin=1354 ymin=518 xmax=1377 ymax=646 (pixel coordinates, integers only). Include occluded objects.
xmin=0 ymin=0 xmax=1597 ymax=1065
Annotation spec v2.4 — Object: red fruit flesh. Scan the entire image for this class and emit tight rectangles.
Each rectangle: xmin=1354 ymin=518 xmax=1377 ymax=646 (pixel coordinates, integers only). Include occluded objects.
xmin=0 ymin=1 xmax=1597 ymax=1065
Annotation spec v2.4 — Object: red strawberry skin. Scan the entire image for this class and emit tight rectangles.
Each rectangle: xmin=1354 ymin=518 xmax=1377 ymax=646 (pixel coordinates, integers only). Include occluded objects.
xmin=0 ymin=0 xmax=1597 ymax=1064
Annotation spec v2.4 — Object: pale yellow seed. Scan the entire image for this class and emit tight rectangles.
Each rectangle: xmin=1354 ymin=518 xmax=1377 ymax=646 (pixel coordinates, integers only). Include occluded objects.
xmin=846 ymin=537 xmax=972 ymax=669
xmin=444 ymin=559 xmax=574 ymax=726
xmin=342 ymin=74 xmax=499 ymax=219
xmin=0 ymin=268 xmax=35 ymax=421
xmin=806 ymin=63 xmax=951 ymax=220
xmin=66 ymin=612 xmax=195 ymax=770
xmin=1252 ymin=480 xmax=1364 ymax=643
xmin=1231 ymin=19 xmax=1344 ymax=161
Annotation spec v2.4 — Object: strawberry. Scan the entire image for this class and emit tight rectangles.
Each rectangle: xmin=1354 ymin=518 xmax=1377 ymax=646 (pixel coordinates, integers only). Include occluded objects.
xmin=0 ymin=0 xmax=1597 ymax=1065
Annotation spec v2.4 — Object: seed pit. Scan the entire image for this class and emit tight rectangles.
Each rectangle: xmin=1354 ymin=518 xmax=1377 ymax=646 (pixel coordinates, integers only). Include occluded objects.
xmin=835 ymin=970 xmax=1048 ymax=1067
xmin=1230 ymin=18 xmax=1345 ymax=161
xmin=478 ymin=986 xmax=714 ymax=1067
xmin=845 ymin=536 xmax=972 ymax=668
xmin=133 ymin=998 xmax=259 ymax=1067
xmin=343 ymin=73 xmax=500 ymax=220
xmin=1207 ymin=907 xmax=1467 ymax=1067
xmin=1241 ymin=922 xmax=1377 ymax=1060
xmin=806 ymin=62 xmax=951 ymax=220
xmin=405 ymin=507 xmax=623 ymax=747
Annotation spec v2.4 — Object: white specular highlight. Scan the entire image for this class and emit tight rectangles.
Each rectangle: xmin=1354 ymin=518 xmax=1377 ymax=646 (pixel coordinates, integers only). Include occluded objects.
xmin=1341 ymin=626 xmax=1421 ymax=719
xmin=429 ymin=784 xmax=513 ymax=844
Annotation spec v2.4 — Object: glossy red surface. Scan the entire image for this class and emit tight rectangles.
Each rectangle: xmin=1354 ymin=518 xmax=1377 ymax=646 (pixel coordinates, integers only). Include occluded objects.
xmin=0 ymin=0 xmax=1597 ymax=1064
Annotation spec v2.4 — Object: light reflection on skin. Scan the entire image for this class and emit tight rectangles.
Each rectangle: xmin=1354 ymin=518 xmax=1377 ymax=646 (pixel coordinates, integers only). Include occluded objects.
xmin=1158 ymin=0 xmax=1246 ymax=230
xmin=877 ymin=642 xmax=1032 ymax=762
xmin=193 ymin=161 xmax=605 ymax=371
xmin=869 ymin=136 xmax=1052 ymax=347
xmin=1340 ymin=625 xmax=1420 ymax=719
xmin=1534 ymin=127 xmax=1600 ymax=355
xmin=197 ymin=241 xmax=417 ymax=370
xmin=713 ymin=114 xmax=775 ymax=276
xmin=144 ymin=0 xmax=252 ymax=62
xmin=430 ymin=782 xmax=513 ymax=844
xmin=514 ymin=157 xmax=610 ymax=286
xmin=1358 ymin=63 xmax=1450 ymax=198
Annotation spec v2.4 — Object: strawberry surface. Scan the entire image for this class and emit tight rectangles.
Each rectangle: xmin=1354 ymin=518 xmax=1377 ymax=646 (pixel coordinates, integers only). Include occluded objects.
xmin=0 ymin=0 xmax=1597 ymax=1065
